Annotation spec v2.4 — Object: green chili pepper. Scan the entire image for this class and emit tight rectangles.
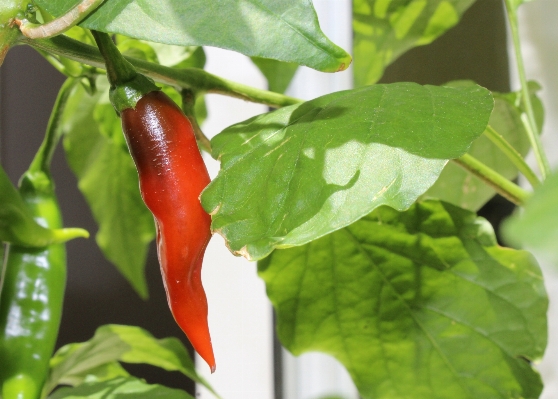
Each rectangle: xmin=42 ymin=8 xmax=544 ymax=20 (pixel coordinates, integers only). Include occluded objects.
xmin=0 ymin=171 xmax=67 ymax=399
xmin=0 ymin=78 xmax=87 ymax=399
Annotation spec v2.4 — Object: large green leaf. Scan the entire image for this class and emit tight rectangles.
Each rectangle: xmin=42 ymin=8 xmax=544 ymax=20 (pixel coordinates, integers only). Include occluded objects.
xmin=503 ymin=170 xmax=558 ymax=263
xmin=49 ymin=377 xmax=194 ymax=399
xmin=353 ymin=0 xmax=477 ymax=87
xmin=424 ymin=81 xmax=543 ymax=211
xmin=259 ymin=200 xmax=547 ymax=399
xmin=201 ymin=83 xmax=493 ymax=260
xmin=45 ymin=325 xmax=218 ymax=398
xmin=34 ymin=0 xmax=351 ymax=73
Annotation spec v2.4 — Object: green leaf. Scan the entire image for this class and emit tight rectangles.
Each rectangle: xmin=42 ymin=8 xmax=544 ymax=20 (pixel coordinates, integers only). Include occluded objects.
xmin=49 ymin=361 xmax=130 ymax=388
xmin=251 ymin=57 xmax=299 ymax=94
xmin=424 ymin=81 xmax=543 ymax=211
xmin=503 ymin=170 xmax=558 ymax=262
xmin=46 ymin=325 xmax=218 ymax=398
xmin=48 ymin=377 xmax=194 ymax=399
xmin=353 ymin=0 xmax=477 ymax=86
xmin=34 ymin=0 xmax=351 ymax=73
xmin=259 ymin=200 xmax=547 ymax=399
xmin=0 ymin=0 xmax=23 ymax=66
xmin=62 ymin=78 xmax=155 ymax=298
xmin=202 ymin=83 xmax=493 ymax=260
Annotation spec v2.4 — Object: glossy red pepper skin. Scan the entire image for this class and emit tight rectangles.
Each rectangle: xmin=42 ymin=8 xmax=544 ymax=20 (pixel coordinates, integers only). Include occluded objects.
xmin=121 ymin=90 xmax=215 ymax=372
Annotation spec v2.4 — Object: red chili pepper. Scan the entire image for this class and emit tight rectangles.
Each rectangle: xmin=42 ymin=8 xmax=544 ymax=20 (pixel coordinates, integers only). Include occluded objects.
xmin=121 ymin=90 xmax=215 ymax=372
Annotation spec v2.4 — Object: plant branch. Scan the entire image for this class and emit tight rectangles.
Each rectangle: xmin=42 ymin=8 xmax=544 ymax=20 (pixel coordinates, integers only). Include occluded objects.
xmin=453 ymin=154 xmax=530 ymax=206
xmin=28 ymin=78 xmax=78 ymax=175
xmin=21 ymin=35 xmax=303 ymax=108
xmin=15 ymin=0 xmax=105 ymax=39
xmin=483 ymin=125 xmax=540 ymax=188
xmin=503 ymin=0 xmax=550 ymax=179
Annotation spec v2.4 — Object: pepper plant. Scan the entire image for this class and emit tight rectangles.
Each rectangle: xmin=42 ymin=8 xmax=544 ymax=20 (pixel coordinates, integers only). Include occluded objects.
xmin=0 ymin=0 xmax=554 ymax=399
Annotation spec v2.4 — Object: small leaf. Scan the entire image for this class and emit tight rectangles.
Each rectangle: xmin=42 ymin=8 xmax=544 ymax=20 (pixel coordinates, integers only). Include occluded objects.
xmin=115 ymin=35 xmax=206 ymax=70
xmin=55 ymin=362 xmax=130 ymax=387
xmin=503 ymin=170 xmax=558 ymax=262
xmin=202 ymin=83 xmax=493 ymax=260
xmin=46 ymin=325 xmax=218 ymax=398
xmin=62 ymin=78 xmax=155 ymax=299
xmin=259 ymin=200 xmax=547 ymax=399
xmin=353 ymin=0 xmax=477 ymax=86
xmin=34 ymin=0 xmax=351 ymax=73
xmin=48 ymin=377 xmax=194 ymax=399
xmin=251 ymin=57 xmax=299 ymax=94
xmin=424 ymin=81 xmax=543 ymax=211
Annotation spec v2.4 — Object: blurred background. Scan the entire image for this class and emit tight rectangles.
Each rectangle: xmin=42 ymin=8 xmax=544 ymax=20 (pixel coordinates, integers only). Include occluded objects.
xmin=1 ymin=0 xmax=557 ymax=398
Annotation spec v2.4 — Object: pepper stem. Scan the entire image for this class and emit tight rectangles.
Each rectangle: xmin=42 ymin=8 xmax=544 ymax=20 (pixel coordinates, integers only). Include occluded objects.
xmin=91 ymin=30 xmax=158 ymax=112
xmin=91 ymin=30 xmax=136 ymax=87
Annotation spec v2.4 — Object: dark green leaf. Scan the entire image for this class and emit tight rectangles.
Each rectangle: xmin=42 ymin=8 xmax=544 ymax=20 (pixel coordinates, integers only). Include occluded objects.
xmin=62 ymin=79 xmax=154 ymax=298
xmin=259 ymin=200 xmax=547 ymax=399
xmin=35 ymin=0 xmax=351 ymax=73
xmin=424 ymin=81 xmax=543 ymax=211
xmin=251 ymin=57 xmax=299 ymax=94
xmin=353 ymin=0 xmax=477 ymax=86
xmin=48 ymin=377 xmax=194 ymax=399
xmin=202 ymin=83 xmax=493 ymax=260
xmin=503 ymin=170 xmax=558 ymax=262
xmin=46 ymin=325 xmax=218 ymax=397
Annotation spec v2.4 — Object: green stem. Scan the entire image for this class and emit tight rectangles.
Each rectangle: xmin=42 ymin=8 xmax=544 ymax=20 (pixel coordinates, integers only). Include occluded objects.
xmin=21 ymin=35 xmax=303 ymax=108
xmin=15 ymin=0 xmax=105 ymax=39
xmin=483 ymin=125 xmax=540 ymax=187
xmin=28 ymin=78 xmax=78 ymax=175
xmin=90 ymin=30 xmax=136 ymax=87
xmin=453 ymin=154 xmax=530 ymax=206
xmin=503 ymin=0 xmax=550 ymax=179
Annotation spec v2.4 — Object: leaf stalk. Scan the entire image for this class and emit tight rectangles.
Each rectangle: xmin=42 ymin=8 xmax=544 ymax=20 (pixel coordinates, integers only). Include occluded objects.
xmin=503 ymin=0 xmax=550 ymax=179
xmin=483 ymin=125 xmax=540 ymax=188
xmin=22 ymin=35 xmax=303 ymax=108
xmin=453 ymin=154 xmax=530 ymax=206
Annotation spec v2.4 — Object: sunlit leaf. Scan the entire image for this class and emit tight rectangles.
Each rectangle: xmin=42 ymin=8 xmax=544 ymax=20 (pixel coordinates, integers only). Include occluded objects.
xmin=202 ymin=83 xmax=493 ymax=260
xmin=34 ymin=0 xmax=351 ymax=72
xmin=259 ymin=200 xmax=547 ymax=399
